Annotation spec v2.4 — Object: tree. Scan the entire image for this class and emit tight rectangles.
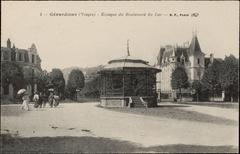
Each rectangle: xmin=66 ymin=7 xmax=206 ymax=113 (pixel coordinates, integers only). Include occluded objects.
xmin=191 ymin=80 xmax=202 ymax=102
xmin=201 ymin=60 xmax=223 ymax=100
xmin=66 ymin=69 xmax=85 ymax=100
xmin=37 ymin=70 xmax=50 ymax=93
xmin=219 ymin=55 xmax=239 ymax=101
xmin=22 ymin=67 xmax=34 ymax=84
xmin=80 ymin=75 xmax=101 ymax=98
xmin=49 ymin=68 xmax=65 ymax=98
xmin=1 ymin=62 xmax=25 ymax=98
xmin=171 ymin=67 xmax=189 ymax=101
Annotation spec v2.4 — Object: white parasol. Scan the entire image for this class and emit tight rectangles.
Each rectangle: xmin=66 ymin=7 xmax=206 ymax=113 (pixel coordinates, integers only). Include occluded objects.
xmin=17 ymin=89 xmax=26 ymax=95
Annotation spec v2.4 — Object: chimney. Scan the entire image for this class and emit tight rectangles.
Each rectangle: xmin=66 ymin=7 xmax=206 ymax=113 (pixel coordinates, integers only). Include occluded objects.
xmin=210 ymin=53 xmax=214 ymax=63
xmin=7 ymin=38 xmax=11 ymax=48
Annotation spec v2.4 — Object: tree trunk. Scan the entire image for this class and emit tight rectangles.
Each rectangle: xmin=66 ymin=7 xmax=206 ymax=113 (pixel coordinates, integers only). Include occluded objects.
xmin=212 ymin=87 xmax=214 ymax=102
xmin=230 ymin=85 xmax=233 ymax=102
xmin=179 ymin=88 xmax=182 ymax=102
xmin=197 ymin=92 xmax=199 ymax=102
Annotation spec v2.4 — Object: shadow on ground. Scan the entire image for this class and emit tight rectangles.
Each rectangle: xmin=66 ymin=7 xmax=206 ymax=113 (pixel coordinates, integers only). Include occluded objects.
xmin=178 ymin=102 xmax=239 ymax=109
xmin=0 ymin=134 xmax=237 ymax=153
xmin=157 ymin=104 xmax=190 ymax=108
xmin=104 ymin=106 xmax=237 ymax=126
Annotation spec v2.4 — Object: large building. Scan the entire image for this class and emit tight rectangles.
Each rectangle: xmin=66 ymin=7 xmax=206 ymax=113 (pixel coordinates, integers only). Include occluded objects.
xmin=156 ymin=33 xmax=214 ymax=100
xmin=1 ymin=38 xmax=42 ymax=101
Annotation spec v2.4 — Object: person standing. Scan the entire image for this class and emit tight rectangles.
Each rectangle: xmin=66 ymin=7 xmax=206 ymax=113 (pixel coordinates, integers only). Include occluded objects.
xmin=53 ymin=93 xmax=60 ymax=107
xmin=48 ymin=92 xmax=54 ymax=108
xmin=33 ymin=92 xmax=40 ymax=108
xmin=38 ymin=92 xmax=43 ymax=108
xmin=21 ymin=93 xmax=30 ymax=111
xmin=42 ymin=92 xmax=48 ymax=108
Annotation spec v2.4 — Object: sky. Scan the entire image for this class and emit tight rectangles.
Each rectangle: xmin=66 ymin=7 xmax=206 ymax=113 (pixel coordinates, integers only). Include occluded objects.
xmin=1 ymin=1 xmax=239 ymax=71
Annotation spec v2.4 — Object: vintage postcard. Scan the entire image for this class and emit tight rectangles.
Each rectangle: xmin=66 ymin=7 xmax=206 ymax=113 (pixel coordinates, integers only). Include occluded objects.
xmin=1 ymin=1 xmax=239 ymax=153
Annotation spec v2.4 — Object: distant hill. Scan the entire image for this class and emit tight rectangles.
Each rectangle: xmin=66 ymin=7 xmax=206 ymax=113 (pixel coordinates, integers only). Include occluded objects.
xmin=62 ymin=65 xmax=104 ymax=84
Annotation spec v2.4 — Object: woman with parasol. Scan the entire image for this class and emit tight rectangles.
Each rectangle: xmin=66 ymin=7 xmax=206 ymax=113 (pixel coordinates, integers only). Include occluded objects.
xmin=17 ymin=89 xmax=30 ymax=111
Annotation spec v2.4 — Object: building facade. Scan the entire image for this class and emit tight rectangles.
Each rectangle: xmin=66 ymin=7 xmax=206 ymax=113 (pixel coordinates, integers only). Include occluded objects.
xmin=156 ymin=34 xmax=208 ymax=99
xmin=1 ymin=39 xmax=42 ymax=101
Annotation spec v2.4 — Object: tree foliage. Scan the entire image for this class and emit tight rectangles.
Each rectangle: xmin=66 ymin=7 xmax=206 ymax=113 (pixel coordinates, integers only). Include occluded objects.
xmin=191 ymin=80 xmax=209 ymax=101
xmin=22 ymin=67 xmax=34 ymax=84
xmin=66 ymin=69 xmax=85 ymax=100
xmin=1 ymin=62 xmax=25 ymax=90
xmin=49 ymin=68 xmax=65 ymax=98
xmin=37 ymin=70 xmax=50 ymax=93
xmin=171 ymin=67 xmax=189 ymax=101
xmin=80 ymin=75 xmax=100 ymax=98
xmin=219 ymin=55 xmax=239 ymax=101
xmin=201 ymin=60 xmax=223 ymax=98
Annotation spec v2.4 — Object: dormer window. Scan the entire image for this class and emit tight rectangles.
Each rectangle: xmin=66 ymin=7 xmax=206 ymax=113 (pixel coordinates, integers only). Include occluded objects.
xmin=181 ymin=58 xmax=185 ymax=65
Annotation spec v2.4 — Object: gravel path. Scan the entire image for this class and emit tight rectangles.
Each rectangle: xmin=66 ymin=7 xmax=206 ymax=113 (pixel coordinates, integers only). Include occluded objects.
xmin=1 ymin=102 xmax=238 ymax=148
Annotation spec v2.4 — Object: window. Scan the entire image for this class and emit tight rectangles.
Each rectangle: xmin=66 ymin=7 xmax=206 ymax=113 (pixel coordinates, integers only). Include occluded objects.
xmin=3 ymin=51 xmax=9 ymax=60
xmin=24 ymin=53 xmax=29 ymax=62
xmin=32 ymin=54 xmax=35 ymax=63
xmin=18 ymin=53 xmax=22 ymax=61
xmin=11 ymin=51 xmax=16 ymax=61
xmin=198 ymin=58 xmax=200 ymax=64
xmin=182 ymin=59 xmax=185 ymax=65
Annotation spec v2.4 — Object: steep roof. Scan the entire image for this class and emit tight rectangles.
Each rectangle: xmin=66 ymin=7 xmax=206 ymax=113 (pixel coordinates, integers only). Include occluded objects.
xmin=16 ymin=48 xmax=29 ymax=53
xmin=101 ymin=55 xmax=161 ymax=72
xmin=157 ymin=34 xmax=205 ymax=66
xmin=1 ymin=47 xmax=12 ymax=52
xmin=188 ymin=35 xmax=202 ymax=55
xmin=157 ymin=46 xmax=189 ymax=66
xmin=205 ymin=57 xmax=223 ymax=68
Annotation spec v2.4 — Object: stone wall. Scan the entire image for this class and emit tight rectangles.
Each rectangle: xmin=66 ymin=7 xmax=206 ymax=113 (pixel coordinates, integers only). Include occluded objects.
xmin=100 ymin=97 xmax=126 ymax=107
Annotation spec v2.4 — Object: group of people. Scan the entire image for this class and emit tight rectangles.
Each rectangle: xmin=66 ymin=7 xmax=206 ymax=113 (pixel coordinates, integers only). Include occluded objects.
xmin=21 ymin=91 xmax=60 ymax=111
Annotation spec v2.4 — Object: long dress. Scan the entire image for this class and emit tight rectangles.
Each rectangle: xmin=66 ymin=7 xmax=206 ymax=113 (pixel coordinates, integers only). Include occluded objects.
xmin=33 ymin=94 xmax=39 ymax=108
xmin=22 ymin=95 xmax=30 ymax=111
xmin=48 ymin=93 xmax=54 ymax=107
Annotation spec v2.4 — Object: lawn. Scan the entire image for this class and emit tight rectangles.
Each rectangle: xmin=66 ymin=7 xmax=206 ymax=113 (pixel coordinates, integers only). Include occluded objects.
xmin=105 ymin=103 xmax=238 ymax=126
xmin=1 ymin=134 xmax=238 ymax=153
xmin=176 ymin=102 xmax=239 ymax=109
